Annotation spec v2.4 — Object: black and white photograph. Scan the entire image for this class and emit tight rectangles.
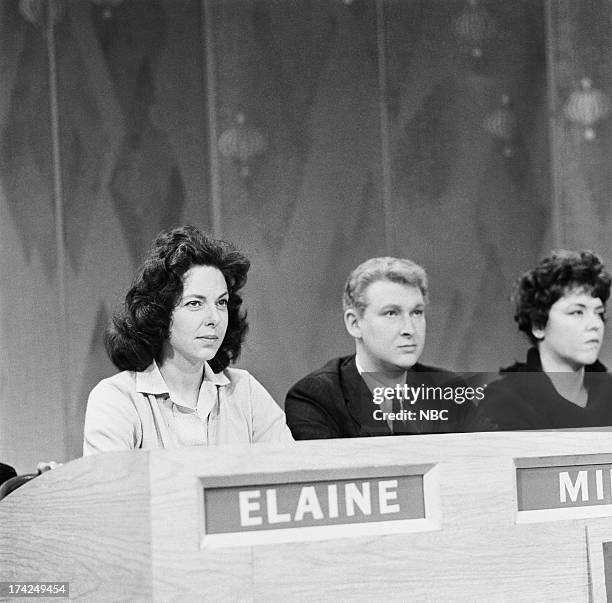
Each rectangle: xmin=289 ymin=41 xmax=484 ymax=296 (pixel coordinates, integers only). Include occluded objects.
xmin=1 ymin=0 xmax=612 ymax=600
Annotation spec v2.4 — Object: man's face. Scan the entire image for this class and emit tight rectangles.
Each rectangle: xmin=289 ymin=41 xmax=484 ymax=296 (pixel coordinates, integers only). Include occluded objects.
xmin=345 ymin=280 xmax=426 ymax=373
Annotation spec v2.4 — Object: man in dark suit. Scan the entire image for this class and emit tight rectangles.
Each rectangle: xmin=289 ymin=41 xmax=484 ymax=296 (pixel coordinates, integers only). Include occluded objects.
xmin=285 ymin=257 xmax=488 ymax=439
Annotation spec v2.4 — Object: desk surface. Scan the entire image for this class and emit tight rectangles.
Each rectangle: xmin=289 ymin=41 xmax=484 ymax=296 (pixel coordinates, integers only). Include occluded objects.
xmin=2 ymin=431 xmax=612 ymax=602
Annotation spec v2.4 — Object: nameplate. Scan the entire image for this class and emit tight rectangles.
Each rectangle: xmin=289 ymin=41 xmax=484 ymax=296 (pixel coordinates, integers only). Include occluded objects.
xmin=201 ymin=466 xmax=434 ymax=538
xmin=517 ymin=456 xmax=612 ymax=513
xmin=603 ymin=541 xmax=612 ymax=602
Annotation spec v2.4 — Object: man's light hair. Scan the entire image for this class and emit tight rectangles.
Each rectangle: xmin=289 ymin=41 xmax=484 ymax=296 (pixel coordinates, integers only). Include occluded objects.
xmin=342 ymin=257 xmax=428 ymax=315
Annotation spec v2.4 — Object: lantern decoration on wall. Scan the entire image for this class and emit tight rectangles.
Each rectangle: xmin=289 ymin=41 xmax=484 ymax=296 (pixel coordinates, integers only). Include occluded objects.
xmin=218 ymin=113 xmax=268 ymax=178
xmin=89 ymin=0 xmax=123 ymax=20
xmin=452 ymin=0 xmax=496 ymax=59
xmin=563 ymin=78 xmax=611 ymax=141
xmin=19 ymin=0 xmax=65 ymax=30
xmin=484 ymin=94 xmax=517 ymax=157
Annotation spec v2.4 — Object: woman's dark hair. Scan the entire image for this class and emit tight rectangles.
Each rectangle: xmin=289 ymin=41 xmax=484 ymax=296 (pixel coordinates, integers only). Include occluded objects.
xmin=106 ymin=225 xmax=250 ymax=373
xmin=513 ymin=250 xmax=611 ymax=344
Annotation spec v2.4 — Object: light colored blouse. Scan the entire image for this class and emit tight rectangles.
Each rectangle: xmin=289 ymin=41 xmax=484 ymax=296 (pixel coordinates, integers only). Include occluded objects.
xmin=83 ymin=361 xmax=293 ymax=454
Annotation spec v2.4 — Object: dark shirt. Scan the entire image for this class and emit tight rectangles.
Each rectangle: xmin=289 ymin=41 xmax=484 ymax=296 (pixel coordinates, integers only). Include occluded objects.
xmin=0 ymin=462 xmax=17 ymax=487
xmin=285 ymin=355 xmax=492 ymax=440
xmin=479 ymin=348 xmax=612 ymax=430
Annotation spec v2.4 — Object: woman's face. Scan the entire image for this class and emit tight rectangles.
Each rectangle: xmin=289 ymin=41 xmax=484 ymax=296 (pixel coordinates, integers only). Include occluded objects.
xmin=165 ymin=265 xmax=229 ymax=367
xmin=533 ymin=288 xmax=605 ymax=371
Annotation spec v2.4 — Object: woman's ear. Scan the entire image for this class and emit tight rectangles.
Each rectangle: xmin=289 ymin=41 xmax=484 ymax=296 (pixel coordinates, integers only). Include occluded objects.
xmin=344 ymin=308 xmax=361 ymax=339
xmin=532 ymin=325 xmax=545 ymax=341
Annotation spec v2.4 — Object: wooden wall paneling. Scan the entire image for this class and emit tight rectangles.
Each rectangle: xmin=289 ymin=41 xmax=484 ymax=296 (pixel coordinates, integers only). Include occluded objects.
xmin=0 ymin=3 xmax=67 ymax=472
xmin=546 ymin=0 xmax=612 ymax=366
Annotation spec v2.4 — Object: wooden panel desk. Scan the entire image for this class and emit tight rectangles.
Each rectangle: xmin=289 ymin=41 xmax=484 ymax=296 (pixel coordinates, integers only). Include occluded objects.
xmin=2 ymin=432 xmax=612 ymax=601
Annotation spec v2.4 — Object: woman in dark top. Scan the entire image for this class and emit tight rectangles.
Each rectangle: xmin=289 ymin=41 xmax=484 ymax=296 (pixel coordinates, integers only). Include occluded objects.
xmin=480 ymin=250 xmax=612 ymax=430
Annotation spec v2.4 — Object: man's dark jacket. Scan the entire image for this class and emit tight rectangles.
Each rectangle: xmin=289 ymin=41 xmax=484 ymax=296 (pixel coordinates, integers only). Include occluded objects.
xmin=285 ymin=355 xmax=492 ymax=440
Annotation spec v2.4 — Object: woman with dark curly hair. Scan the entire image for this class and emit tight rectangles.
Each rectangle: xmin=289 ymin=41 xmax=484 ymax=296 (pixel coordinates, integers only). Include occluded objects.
xmin=83 ymin=225 xmax=292 ymax=453
xmin=479 ymin=250 xmax=612 ymax=430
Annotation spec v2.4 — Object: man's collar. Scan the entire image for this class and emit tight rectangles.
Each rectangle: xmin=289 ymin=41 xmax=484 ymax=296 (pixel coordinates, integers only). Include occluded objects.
xmin=354 ymin=353 xmax=408 ymax=385
xmin=354 ymin=354 xmax=366 ymax=375
xmin=136 ymin=360 xmax=230 ymax=394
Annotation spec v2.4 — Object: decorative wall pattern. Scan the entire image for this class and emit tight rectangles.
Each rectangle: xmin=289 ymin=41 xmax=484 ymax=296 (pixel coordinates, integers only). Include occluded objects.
xmin=1 ymin=9 xmax=57 ymax=274
xmin=96 ymin=1 xmax=188 ymax=263
xmin=1 ymin=0 xmax=611 ymax=471
xmin=385 ymin=0 xmax=551 ymax=370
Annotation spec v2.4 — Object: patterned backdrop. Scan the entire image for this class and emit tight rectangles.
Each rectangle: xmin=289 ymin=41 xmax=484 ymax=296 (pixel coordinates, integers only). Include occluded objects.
xmin=1 ymin=0 xmax=611 ymax=471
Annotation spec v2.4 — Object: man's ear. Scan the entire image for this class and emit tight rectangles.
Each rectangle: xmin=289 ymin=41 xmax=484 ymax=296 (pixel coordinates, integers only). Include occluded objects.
xmin=344 ymin=308 xmax=361 ymax=339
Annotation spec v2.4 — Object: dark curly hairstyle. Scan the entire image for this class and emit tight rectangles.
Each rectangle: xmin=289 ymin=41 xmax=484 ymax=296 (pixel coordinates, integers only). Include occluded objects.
xmin=106 ymin=225 xmax=250 ymax=373
xmin=513 ymin=250 xmax=611 ymax=344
